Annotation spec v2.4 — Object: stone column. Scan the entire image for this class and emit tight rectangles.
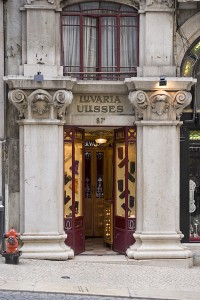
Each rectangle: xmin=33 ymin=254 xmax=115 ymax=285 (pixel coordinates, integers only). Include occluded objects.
xmin=127 ymin=90 xmax=193 ymax=267
xmin=8 ymin=88 xmax=74 ymax=260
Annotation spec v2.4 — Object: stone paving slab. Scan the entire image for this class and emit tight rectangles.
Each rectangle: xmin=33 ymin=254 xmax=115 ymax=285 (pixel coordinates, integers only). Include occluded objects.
xmin=1 ymin=256 xmax=200 ymax=299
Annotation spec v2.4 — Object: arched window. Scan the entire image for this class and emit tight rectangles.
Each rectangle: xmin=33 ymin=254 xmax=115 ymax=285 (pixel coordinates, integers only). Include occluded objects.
xmin=181 ymin=38 xmax=200 ymax=109
xmin=61 ymin=2 xmax=139 ymax=80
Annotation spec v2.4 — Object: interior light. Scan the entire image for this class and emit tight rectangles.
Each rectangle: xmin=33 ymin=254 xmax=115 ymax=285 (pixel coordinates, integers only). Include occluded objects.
xmin=159 ymin=76 xmax=167 ymax=86
xmin=95 ymin=138 xmax=107 ymax=144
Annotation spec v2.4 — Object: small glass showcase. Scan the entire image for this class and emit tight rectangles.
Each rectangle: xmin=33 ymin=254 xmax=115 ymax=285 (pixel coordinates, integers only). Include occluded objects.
xmin=114 ymin=127 xmax=136 ymax=253
xmin=64 ymin=127 xmax=85 ymax=254
xmin=189 ymin=130 xmax=200 ymax=242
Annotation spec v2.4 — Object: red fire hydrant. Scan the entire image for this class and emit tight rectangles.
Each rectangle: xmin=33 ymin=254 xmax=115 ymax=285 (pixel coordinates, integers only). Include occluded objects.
xmin=2 ymin=228 xmax=22 ymax=264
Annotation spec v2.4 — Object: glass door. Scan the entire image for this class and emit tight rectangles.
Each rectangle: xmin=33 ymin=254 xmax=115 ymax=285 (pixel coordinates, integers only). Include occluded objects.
xmin=64 ymin=127 xmax=85 ymax=255
xmin=85 ymin=149 xmax=105 ymax=237
xmin=113 ymin=127 xmax=137 ymax=254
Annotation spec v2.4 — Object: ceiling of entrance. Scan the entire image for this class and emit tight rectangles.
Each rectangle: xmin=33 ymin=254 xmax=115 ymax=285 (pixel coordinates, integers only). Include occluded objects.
xmin=83 ymin=127 xmax=119 ymax=144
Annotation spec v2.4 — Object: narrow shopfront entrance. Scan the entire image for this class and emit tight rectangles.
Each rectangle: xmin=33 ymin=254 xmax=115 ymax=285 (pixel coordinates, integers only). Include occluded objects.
xmin=63 ymin=126 xmax=136 ymax=255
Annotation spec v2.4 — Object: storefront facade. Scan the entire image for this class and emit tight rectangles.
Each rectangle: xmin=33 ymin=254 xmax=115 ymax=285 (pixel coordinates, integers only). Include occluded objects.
xmin=1 ymin=0 xmax=200 ymax=267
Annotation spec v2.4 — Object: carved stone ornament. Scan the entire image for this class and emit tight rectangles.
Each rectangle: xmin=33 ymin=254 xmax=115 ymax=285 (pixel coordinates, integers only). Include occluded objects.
xmin=26 ymin=0 xmax=54 ymax=4
xmin=53 ymin=90 xmax=73 ymax=119
xmin=146 ymin=0 xmax=173 ymax=7
xmin=128 ymin=91 xmax=149 ymax=119
xmin=173 ymin=91 xmax=192 ymax=120
xmin=8 ymin=90 xmax=28 ymax=118
xmin=28 ymin=90 xmax=53 ymax=118
xmin=129 ymin=90 xmax=192 ymax=121
xmin=151 ymin=94 xmax=169 ymax=116
xmin=8 ymin=89 xmax=73 ymax=120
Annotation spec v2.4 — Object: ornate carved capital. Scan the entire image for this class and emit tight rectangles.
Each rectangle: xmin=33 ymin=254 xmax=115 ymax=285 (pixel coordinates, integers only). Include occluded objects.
xmin=129 ymin=90 xmax=192 ymax=121
xmin=8 ymin=89 xmax=73 ymax=120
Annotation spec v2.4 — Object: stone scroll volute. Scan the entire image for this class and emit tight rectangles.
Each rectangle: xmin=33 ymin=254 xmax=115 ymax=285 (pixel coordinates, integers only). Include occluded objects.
xmin=173 ymin=91 xmax=192 ymax=120
xmin=128 ymin=90 xmax=150 ymax=120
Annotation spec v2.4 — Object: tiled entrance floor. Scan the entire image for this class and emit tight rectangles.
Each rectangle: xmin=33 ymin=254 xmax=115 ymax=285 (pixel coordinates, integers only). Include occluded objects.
xmin=82 ymin=237 xmax=117 ymax=255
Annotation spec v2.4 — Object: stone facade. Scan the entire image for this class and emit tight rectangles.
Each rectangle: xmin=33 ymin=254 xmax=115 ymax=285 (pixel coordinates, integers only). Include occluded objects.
xmin=0 ymin=0 xmax=200 ymax=265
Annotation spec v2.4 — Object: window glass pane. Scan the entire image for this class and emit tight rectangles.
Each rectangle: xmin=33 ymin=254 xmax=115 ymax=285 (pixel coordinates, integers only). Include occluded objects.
xmin=75 ymin=142 xmax=83 ymax=216
xmin=83 ymin=17 xmax=97 ymax=74
xmin=64 ymin=143 xmax=73 ymax=218
xmin=80 ymin=2 xmax=99 ymax=11
xmin=101 ymin=17 xmax=116 ymax=72
xmin=120 ymin=5 xmax=137 ymax=12
xmin=96 ymin=152 xmax=104 ymax=198
xmin=191 ymin=41 xmax=200 ymax=57
xmin=63 ymin=16 xmax=80 ymax=72
xmin=120 ymin=17 xmax=138 ymax=70
xmin=63 ymin=4 xmax=80 ymax=12
xmin=128 ymin=143 xmax=136 ymax=218
xmin=99 ymin=2 xmax=120 ymax=12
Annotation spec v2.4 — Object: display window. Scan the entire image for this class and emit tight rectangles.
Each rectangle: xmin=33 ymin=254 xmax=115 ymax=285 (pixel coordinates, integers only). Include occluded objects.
xmin=189 ymin=130 xmax=200 ymax=241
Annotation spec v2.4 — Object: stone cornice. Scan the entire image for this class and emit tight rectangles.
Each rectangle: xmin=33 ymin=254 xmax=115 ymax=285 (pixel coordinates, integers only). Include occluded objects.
xmin=4 ymin=76 xmax=76 ymax=91
xmin=125 ymin=77 xmax=197 ymax=92
xmin=129 ymin=90 xmax=192 ymax=121
xmin=8 ymin=89 xmax=73 ymax=120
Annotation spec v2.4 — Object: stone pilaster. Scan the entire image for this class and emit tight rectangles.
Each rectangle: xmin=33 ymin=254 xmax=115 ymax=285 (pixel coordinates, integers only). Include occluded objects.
xmin=8 ymin=88 xmax=74 ymax=260
xmin=127 ymin=89 xmax=193 ymax=267
xmin=20 ymin=0 xmax=62 ymax=77
xmin=138 ymin=0 xmax=176 ymax=77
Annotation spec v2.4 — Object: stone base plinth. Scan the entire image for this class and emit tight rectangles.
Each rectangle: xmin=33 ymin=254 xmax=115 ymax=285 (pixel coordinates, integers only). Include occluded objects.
xmin=20 ymin=234 xmax=74 ymax=260
xmin=127 ymin=233 xmax=193 ymax=267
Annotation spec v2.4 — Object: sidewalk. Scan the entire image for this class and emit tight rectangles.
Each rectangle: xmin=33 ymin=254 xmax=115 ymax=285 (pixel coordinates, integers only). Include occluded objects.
xmin=1 ymin=254 xmax=200 ymax=300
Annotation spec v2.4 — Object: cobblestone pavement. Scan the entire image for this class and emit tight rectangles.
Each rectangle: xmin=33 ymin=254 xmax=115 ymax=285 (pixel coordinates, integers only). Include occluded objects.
xmin=0 ymin=257 xmax=200 ymax=299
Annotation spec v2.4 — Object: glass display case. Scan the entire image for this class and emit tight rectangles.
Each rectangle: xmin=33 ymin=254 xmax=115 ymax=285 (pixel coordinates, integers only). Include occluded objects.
xmin=64 ymin=127 xmax=85 ymax=254
xmin=114 ymin=127 xmax=136 ymax=254
xmin=189 ymin=130 xmax=200 ymax=242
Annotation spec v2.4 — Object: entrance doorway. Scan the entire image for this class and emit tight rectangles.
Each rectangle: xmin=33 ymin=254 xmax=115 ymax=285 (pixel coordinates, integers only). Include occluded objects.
xmin=63 ymin=127 xmax=136 ymax=255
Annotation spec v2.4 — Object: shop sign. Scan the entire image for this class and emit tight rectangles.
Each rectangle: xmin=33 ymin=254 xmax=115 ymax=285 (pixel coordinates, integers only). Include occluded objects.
xmin=68 ymin=94 xmax=133 ymax=115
